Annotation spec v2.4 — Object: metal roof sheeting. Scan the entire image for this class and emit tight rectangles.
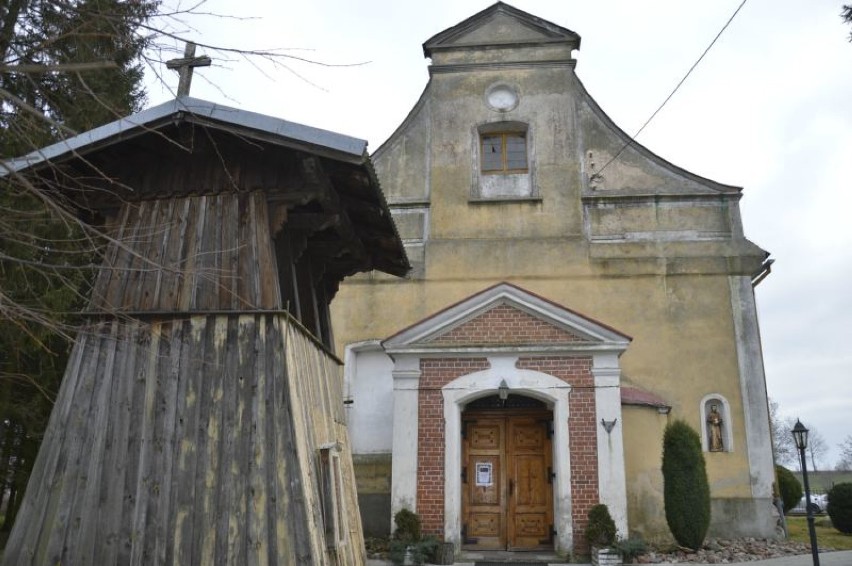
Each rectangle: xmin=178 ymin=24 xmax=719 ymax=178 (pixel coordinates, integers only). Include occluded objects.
xmin=3 ymin=96 xmax=368 ymax=174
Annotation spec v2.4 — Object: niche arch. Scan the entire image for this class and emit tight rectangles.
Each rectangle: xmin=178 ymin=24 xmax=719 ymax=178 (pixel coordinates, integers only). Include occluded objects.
xmin=700 ymin=393 xmax=733 ymax=453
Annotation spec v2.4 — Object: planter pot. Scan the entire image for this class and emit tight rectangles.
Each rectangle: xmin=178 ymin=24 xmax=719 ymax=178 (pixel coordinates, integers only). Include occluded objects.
xmin=592 ymin=547 xmax=622 ymax=566
xmin=433 ymin=542 xmax=455 ymax=565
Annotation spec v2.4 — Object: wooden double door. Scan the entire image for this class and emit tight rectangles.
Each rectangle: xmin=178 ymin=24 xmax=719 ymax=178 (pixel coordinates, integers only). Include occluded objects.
xmin=461 ymin=409 xmax=554 ymax=550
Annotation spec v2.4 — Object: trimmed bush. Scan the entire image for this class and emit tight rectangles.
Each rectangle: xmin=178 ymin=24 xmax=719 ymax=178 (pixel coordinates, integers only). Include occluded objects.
xmin=392 ymin=508 xmax=421 ymax=543
xmin=776 ymin=465 xmax=803 ymax=513
xmin=662 ymin=420 xmax=711 ymax=551
xmin=389 ymin=509 xmax=438 ymax=566
xmin=586 ymin=503 xmax=617 ymax=548
xmin=827 ymin=482 xmax=852 ymax=534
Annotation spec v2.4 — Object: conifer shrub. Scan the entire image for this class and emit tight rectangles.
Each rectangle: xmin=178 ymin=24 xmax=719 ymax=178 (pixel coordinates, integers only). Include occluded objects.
xmin=392 ymin=508 xmax=421 ymax=543
xmin=389 ymin=509 xmax=438 ymax=565
xmin=776 ymin=465 xmax=803 ymax=513
xmin=662 ymin=420 xmax=711 ymax=551
xmin=586 ymin=503 xmax=617 ymax=548
xmin=826 ymin=482 xmax=852 ymax=534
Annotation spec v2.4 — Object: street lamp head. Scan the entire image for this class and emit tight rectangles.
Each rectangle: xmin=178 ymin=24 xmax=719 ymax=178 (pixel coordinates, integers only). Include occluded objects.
xmin=792 ymin=419 xmax=809 ymax=451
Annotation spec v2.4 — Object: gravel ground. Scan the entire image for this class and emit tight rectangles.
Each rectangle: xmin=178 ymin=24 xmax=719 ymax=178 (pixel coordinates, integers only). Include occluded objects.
xmin=367 ymin=536 xmax=825 ymax=564
xmin=634 ymin=538 xmax=821 ymax=564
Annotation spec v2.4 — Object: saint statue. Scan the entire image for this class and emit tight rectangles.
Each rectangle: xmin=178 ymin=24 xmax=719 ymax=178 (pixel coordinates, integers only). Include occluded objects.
xmin=707 ymin=404 xmax=724 ymax=452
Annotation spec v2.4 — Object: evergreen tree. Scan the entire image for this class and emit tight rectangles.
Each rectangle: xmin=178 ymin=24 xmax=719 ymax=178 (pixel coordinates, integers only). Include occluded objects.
xmin=775 ymin=465 xmax=802 ymax=513
xmin=0 ymin=0 xmax=157 ymax=530
xmin=827 ymin=483 xmax=852 ymax=534
xmin=662 ymin=420 xmax=711 ymax=551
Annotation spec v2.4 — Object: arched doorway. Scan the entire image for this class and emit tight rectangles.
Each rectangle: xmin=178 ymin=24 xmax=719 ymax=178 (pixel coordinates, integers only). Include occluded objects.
xmin=461 ymin=394 xmax=554 ymax=550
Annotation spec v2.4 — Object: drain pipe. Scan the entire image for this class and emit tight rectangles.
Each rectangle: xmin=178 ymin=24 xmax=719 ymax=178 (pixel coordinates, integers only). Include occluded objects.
xmin=752 ymin=258 xmax=774 ymax=287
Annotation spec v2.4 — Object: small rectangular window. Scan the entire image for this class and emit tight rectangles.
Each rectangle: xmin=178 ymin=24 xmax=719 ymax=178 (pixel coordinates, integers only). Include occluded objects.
xmin=318 ymin=447 xmax=347 ymax=548
xmin=480 ymin=132 xmax=528 ymax=173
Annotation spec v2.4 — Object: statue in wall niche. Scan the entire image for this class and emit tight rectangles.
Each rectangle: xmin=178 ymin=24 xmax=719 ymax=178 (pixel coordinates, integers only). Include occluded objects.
xmin=707 ymin=404 xmax=724 ymax=452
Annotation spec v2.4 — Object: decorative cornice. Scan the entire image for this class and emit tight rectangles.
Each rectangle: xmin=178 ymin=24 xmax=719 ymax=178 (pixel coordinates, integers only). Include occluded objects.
xmin=428 ymin=60 xmax=576 ymax=75
xmin=582 ymin=191 xmax=741 ymax=204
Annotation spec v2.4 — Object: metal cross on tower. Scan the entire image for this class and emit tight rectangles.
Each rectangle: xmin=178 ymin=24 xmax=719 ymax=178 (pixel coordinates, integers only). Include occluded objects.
xmin=166 ymin=42 xmax=212 ymax=97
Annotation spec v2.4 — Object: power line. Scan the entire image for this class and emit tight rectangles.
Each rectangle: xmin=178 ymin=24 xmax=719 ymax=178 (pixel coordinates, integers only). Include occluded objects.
xmin=592 ymin=0 xmax=750 ymax=180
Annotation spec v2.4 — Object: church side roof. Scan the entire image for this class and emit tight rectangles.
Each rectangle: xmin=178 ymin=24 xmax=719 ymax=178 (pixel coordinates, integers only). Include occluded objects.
xmin=621 ymin=386 xmax=671 ymax=411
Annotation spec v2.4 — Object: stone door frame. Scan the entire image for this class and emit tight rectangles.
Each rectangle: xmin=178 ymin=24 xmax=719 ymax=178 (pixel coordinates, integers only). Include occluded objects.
xmin=461 ymin=402 xmax=555 ymax=550
xmin=445 ymin=357 xmax=572 ymax=550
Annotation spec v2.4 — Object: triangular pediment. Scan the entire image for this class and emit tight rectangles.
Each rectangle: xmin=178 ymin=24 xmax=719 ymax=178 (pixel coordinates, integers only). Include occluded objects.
xmin=383 ymin=283 xmax=630 ymax=353
xmin=426 ymin=302 xmax=590 ymax=346
xmin=423 ymin=2 xmax=580 ymax=57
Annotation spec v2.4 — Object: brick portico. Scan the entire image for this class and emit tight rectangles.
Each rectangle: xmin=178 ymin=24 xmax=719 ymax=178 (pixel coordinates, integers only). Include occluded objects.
xmin=384 ymin=283 xmax=631 ymax=554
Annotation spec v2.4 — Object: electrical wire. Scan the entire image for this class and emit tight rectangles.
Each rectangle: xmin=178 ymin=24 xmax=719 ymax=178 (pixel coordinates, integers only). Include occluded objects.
xmin=593 ymin=0 xmax=750 ymax=180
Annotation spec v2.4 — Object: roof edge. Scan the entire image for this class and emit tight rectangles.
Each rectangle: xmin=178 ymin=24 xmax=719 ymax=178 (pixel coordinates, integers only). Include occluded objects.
xmin=573 ymin=74 xmax=743 ymax=195
xmin=3 ymin=96 xmax=369 ymax=176
xmin=423 ymin=2 xmax=580 ymax=58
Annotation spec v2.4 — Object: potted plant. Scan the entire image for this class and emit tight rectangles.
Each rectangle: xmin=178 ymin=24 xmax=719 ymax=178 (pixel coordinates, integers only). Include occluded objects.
xmin=586 ymin=503 xmax=621 ymax=566
xmin=388 ymin=509 xmax=439 ymax=565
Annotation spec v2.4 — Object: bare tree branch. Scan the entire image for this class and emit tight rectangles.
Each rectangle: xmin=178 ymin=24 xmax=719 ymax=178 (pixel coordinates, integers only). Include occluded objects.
xmin=0 ymin=61 xmax=118 ymax=74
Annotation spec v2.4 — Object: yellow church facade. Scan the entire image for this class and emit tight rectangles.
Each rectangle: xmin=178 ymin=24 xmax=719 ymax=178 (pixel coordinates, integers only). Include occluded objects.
xmin=332 ymin=3 xmax=776 ymax=555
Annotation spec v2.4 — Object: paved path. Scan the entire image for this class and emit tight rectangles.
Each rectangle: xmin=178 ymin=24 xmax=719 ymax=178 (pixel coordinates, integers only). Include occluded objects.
xmin=693 ymin=551 xmax=852 ymax=566
xmin=367 ymin=549 xmax=852 ymax=565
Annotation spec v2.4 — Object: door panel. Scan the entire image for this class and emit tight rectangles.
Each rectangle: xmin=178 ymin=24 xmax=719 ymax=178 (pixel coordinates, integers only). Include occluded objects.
xmin=462 ymin=412 xmax=553 ymax=551
xmin=508 ymin=418 xmax=552 ymax=549
xmin=463 ymin=419 xmax=505 ymax=548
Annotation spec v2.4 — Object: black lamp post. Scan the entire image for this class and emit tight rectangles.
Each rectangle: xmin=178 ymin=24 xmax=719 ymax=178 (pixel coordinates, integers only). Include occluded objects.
xmin=792 ymin=419 xmax=820 ymax=566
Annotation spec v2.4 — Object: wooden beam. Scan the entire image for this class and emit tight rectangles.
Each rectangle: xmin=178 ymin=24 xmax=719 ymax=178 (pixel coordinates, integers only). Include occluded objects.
xmin=286 ymin=213 xmax=340 ymax=233
xmin=337 ymin=194 xmax=388 ymax=226
xmin=297 ymin=156 xmax=368 ymax=265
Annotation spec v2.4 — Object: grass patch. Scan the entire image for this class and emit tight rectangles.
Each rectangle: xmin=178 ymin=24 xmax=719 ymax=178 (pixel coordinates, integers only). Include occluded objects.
xmin=786 ymin=516 xmax=852 ymax=550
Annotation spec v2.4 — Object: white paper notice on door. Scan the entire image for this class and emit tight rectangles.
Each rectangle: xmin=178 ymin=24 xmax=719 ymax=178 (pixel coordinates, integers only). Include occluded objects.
xmin=475 ymin=462 xmax=493 ymax=487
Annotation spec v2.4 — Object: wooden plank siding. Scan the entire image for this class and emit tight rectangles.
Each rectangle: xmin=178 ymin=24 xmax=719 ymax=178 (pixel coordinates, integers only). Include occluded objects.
xmin=4 ymin=189 xmax=369 ymax=565
xmin=3 ymin=315 xmax=365 ymax=566
xmin=88 ymin=191 xmax=282 ymax=314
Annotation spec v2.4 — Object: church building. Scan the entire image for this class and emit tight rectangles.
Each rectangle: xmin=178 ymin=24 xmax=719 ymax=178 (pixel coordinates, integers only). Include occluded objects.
xmin=332 ymin=2 xmax=776 ymax=556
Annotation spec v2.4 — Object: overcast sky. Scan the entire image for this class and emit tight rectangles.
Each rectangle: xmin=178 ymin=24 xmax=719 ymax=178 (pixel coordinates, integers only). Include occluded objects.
xmin=148 ymin=0 xmax=852 ymax=467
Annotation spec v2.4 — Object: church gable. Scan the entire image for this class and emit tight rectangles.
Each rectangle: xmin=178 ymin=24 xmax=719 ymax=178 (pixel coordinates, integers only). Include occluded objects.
xmin=428 ymin=302 xmax=588 ymax=346
xmin=434 ymin=11 xmax=560 ymax=47
xmin=423 ymin=2 xmax=580 ymax=65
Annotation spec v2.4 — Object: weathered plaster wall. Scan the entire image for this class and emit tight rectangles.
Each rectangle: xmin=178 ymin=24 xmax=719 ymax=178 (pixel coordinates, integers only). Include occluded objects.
xmin=621 ymin=406 xmax=669 ymax=541
xmin=352 ymin=454 xmax=392 ymax=537
xmin=344 ymin=345 xmax=394 ymax=454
